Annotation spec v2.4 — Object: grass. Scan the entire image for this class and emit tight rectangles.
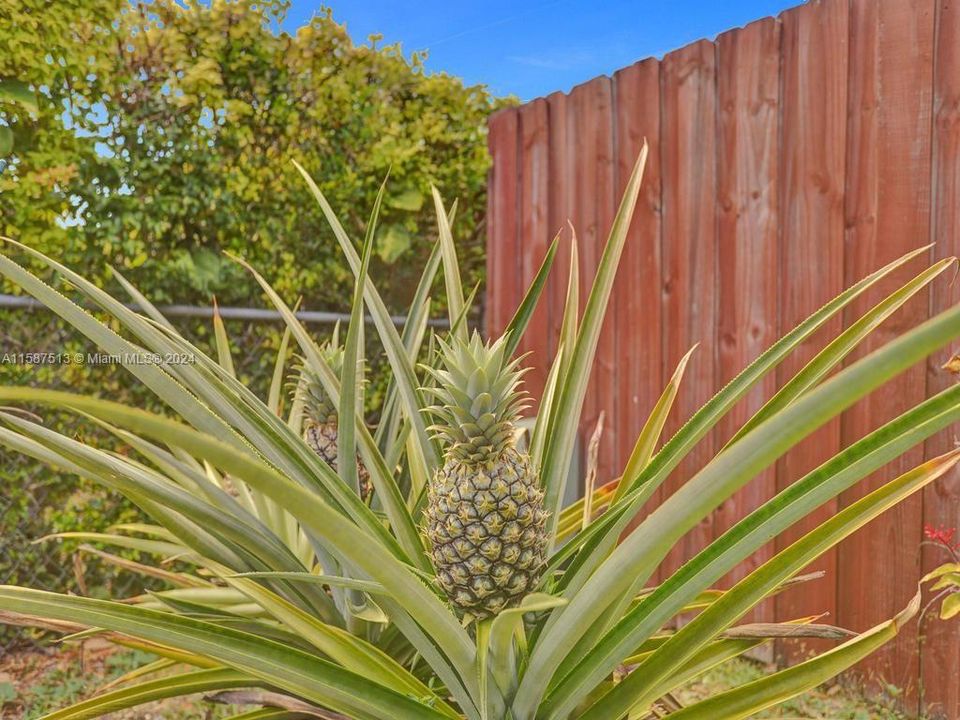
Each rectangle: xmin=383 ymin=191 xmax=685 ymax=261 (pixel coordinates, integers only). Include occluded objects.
xmin=0 ymin=642 xmax=232 ymax=719
xmin=675 ymin=657 xmax=923 ymax=719
xmin=0 ymin=645 xmax=923 ymax=719
xmin=12 ymin=649 xmax=152 ymax=718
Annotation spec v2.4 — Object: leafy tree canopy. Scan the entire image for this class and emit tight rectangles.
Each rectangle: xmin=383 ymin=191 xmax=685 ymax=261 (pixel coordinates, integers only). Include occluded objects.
xmin=0 ymin=0 xmax=503 ymax=309
xmin=0 ymin=1 xmax=503 ymax=612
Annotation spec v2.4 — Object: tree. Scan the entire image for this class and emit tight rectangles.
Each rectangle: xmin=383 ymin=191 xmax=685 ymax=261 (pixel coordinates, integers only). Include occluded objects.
xmin=0 ymin=0 xmax=504 ymax=618
xmin=0 ymin=0 xmax=502 ymax=310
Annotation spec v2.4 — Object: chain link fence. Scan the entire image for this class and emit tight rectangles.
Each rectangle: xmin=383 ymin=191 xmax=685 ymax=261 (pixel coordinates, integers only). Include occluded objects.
xmin=0 ymin=478 xmax=144 ymax=652
xmin=0 ymin=491 xmax=68 ymax=602
xmin=0 ymin=306 xmax=308 ymax=654
xmin=0 ymin=300 xmax=449 ymax=654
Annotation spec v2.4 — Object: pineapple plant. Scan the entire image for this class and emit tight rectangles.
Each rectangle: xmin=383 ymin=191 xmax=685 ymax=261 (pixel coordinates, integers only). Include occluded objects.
xmin=424 ymin=332 xmax=548 ymax=618
xmin=0 ymin=146 xmax=958 ymax=719
xmin=297 ymin=337 xmax=373 ymax=502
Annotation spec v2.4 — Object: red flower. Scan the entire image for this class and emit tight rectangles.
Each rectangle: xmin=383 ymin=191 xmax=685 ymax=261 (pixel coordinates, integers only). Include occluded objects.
xmin=924 ymin=524 xmax=960 ymax=551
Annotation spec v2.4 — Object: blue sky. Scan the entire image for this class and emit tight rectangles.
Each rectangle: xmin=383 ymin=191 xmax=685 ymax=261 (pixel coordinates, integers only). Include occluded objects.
xmin=282 ymin=1 xmax=799 ymax=101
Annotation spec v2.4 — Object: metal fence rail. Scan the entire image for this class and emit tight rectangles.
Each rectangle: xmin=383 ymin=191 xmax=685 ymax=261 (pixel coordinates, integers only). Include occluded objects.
xmin=0 ymin=290 xmax=453 ymax=652
xmin=0 ymin=294 xmax=451 ymax=328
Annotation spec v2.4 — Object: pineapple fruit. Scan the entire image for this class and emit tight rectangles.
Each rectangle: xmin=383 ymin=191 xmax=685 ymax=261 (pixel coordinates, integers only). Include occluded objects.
xmin=298 ymin=342 xmax=372 ymax=501
xmin=424 ymin=332 xmax=548 ymax=618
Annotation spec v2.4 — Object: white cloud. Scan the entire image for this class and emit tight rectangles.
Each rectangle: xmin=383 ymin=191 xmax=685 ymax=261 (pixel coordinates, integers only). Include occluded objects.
xmin=507 ymin=49 xmax=596 ymax=71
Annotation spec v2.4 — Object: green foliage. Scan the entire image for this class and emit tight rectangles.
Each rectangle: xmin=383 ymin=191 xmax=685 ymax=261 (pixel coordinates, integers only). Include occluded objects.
xmin=1 ymin=152 xmax=960 ymax=719
xmin=0 ymin=0 xmax=501 ymax=619
xmin=0 ymin=79 xmax=37 ymax=158
xmin=675 ymin=658 xmax=918 ymax=720
xmin=0 ymin=305 xmax=292 ymax=634
xmin=0 ymin=310 xmax=145 ymax=616
xmin=0 ymin=0 xmax=500 ymax=308
xmin=921 ymin=526 xmax=960 ymax=620
xmin=4 ymin=648 xmax=222 ymax=719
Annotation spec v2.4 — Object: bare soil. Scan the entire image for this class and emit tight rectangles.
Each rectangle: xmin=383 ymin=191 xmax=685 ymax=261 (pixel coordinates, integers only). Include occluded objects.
xmin=0 ymin=641 xmax=221 ymax=719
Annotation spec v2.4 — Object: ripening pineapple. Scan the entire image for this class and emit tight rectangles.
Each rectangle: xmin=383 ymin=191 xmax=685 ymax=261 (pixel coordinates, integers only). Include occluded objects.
xmin=424 ymin=332 xmax=548 ymax=618
xmin=297 ymin=342 xmax=372 ymax=501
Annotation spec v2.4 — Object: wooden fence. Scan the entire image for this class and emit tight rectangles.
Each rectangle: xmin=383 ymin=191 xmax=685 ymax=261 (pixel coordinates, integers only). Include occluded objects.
xmin=484 ymin=0 xmax=960 ymax=716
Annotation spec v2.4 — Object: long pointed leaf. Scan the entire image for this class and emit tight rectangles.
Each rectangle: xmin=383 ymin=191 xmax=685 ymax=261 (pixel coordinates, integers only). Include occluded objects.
xmin=227 ymin=253 xmax=427 ymax=569
xmin=0 ymin=417 xmax=338 ymax=621
xmin=225 ymin=576 xmax=459 ymax=718
xmin=0 ymin=389 xmax=480 ymax=702
xmin=376 ymin=221 xmax=446 ymax=456
xmin=574 ymin=451 xmax=957 ymax=720
xmin=432 ymin=186 xmax=467 ymax=343
xmin=37 ymin=667 xmax=252 ymax=720
xmin=1 ymin=238 xmax=373 ymax=540
xmin=612 ymin=344 xmax=697 ymax=505
xmin=660 ymin=592 xmax=918 ymax=720
xmin=268 ymin=318 xmax=295 ymax=416
xmin=291 ymin=161 xmax=439 ymax=477
xmin=727 ymin=257 xmax=956 ymax=446
xmin=541 ymin=245 xmax=938 ymax=593
xmin=0 ymin=589 xmax=450 ymax=720
xmin=541 ymin=144 xmax=648 ymax=541
xmin=212 ymin=299 xmax=237 ymax=378
xmin=339 ymin=180 xmax=381 ymax=496
xmin=0 ymin=242 xmax=243 ymax=448
xmin=543 ymin=379 xmax=960 ymax=716
xmin=503 ymin=232 xmax=561 ymax=358
xmin=515 ymin=297 xmax=960 ymax=718
xmin=110 ymin=267 xmax=177 ymax=331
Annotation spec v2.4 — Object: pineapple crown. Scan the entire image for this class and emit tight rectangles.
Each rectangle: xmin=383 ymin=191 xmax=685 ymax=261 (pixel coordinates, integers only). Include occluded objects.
xmin=294 ymin=341 xmax=344 ymax=425
xmin=423 ymin=331 xmax=529 ymax=463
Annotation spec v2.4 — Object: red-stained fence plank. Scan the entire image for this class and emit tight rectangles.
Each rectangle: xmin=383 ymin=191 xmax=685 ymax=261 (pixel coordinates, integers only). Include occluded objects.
xmin=486 ymin=109 xmax=521 ymax=340
xmin=658 ymin=39 xmax=719 ymax=585
xmin=775 ymin=0 xmax=849 ymax=665
xmin=921 ymin=0 xmax=960 ymax=715
xmin=517 ymin=99 xmax=551 ymax=409
xmin=484 ymin=0 xmax=959 ymax=709
xmin=546 ymin=91 xmax=572 ymax=362
xmin=714 ymin=17 xmax=781 ymax=632
xmin=839 ymin=0 xmax=935 ymax=711
xmin=613 ymin=58 xmax=663 ymax=509
xmin=567 ymin=77 xmax=618 ymax=487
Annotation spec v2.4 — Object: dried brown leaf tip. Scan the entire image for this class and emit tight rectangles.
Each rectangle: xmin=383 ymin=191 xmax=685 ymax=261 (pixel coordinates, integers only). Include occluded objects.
xmin=942 ymin=353 xmax=960 ymax=374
